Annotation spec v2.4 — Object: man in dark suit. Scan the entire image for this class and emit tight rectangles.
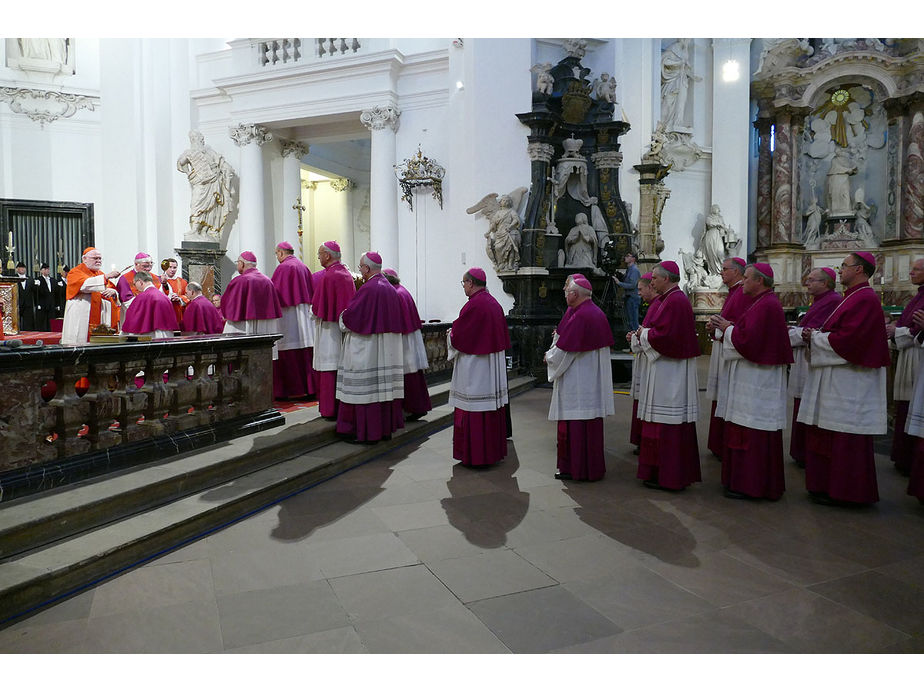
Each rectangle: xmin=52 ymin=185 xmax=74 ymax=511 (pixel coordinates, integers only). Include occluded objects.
xmin=34 ymin=262 xmax=56 ymax=331
xmin=10 ymin=261 xmax=36 ymax=331
xmin=54 ymin=265 xmax=69 ymax=318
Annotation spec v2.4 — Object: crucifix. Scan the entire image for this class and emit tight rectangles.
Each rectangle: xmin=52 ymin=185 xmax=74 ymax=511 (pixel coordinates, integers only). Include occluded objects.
xmin=5 ymin=231 xmax=15 ymax=270
xmin=293 ymin=197 xmax=306 ymax=233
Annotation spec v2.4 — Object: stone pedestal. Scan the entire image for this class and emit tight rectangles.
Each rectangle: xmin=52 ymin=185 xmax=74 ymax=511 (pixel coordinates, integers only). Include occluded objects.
xmin=176 ymin=241 xmax=226 ymax=296
xmin=690 ymin=288 xmax=726 ymax=355
xmin=821 ymin=214 xmax=858 ymax=248
xmin=633 ymin=160 xmax=671 ymax=273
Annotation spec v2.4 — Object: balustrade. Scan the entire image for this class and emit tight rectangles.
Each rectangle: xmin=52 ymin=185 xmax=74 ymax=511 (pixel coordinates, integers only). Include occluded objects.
xmin=254 ymin=38 xmax=362 ymax=68
xmin=0 ymin=334 xmax=281 ymax=501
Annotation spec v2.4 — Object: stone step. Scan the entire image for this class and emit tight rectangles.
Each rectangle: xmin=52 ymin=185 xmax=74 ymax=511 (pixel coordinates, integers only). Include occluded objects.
xmin=0 ymin=374 xmax=535 ymax=626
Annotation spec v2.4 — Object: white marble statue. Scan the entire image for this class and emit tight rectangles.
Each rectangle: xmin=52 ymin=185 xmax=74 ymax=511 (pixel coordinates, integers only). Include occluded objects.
xmin=803 ymin=195 xmax=823 ymax=250
xmin=854 ymin=194 xmax=877 ymax=246
xmin=19 ymin=38 xmax=68 ymax=64
xmin=660 ymin=39 xmax=700 ymax=132
xmin=564 ymin=213 xmax=598 ymax=269
xmin=531 ymin=63 xmax=554 ymax=95
xmin=825 ymin=148 xmax=857 ymax=217
xmin=563 ymin=38 xmax=587 ymax=60
xmin=177 ymin=130 xmax=235 ymax=241
xmin=701 ymin=204 xmax=734 ymax=276
xmin=593 ymin=74 xmax=617 ymax=103
xmin=679 ymin=248 xmax=708 ymax=288
xmin=466 ymin=187 xmax=528 ymax=273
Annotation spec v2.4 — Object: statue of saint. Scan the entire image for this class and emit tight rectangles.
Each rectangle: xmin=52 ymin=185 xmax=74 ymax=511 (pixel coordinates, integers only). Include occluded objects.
xmin=660 ymin=39 xmax=700 ymax=131
xmin=177 ymin=131 xmax=235 ymax=241
xmin=825 ymin=148 xmax=857 ymax=217
xmin=487 ymin=195 xmax=522 ymax=272
xmin=701 ymin=204 xmax=730 ymax=276
xmin=565 ymin=213 xmax=598 ymax=268
xmin=803 ymin=195 xmax=823 ymax=250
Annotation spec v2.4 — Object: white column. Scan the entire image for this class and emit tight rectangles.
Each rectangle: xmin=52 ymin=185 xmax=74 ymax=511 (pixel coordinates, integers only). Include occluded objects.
xmin=280 ymin=138 xmax=309 ymax=260
xmin=360 ymin=105 xmax=400 ymax=267
xmin=230 ymin=122 xmax=272 ymax=268
xmin=710 ymin=38 xmax=752 ymax=241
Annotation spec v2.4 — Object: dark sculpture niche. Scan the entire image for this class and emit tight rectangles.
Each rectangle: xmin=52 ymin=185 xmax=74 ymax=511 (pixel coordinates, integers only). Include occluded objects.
xmin=505 ymin=51 xmax=635 ymax=379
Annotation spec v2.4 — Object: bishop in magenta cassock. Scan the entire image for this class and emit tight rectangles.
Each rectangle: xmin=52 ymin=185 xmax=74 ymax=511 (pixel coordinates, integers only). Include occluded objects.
xmin=635 ymin=260 xmax=702 ymax=491
xmin=181 ymin=282 xmax=224 ymax=334
xmin=117 ymin=252 xmax=160 ymax=316
xmin=383 ymin=268 xmax=433 ymax=420
xmin=797 ymin=251 xmax=890 ymax=505
xmin=221 ymin=251 xmax=283 ymax=355
xmin=448 ymin=267 xmax=511 ymax=468
xmin=712 ymin=263 xmax=793 ymax=500
xmin=121 ymin=271 xmax=180 ymax=338
xmin=886 ymin=258 xmax=924 ymax=475
xmin=787 ymin=267 xmax=841 ymax=466
xmin=629 ymin=272 xmax=660 ymax=452
xmin=312 ymin=241 xmax=356 ymax=420
xmin=271 ymin=241 xmax=317 ymax=401
xmin=335 ymin=252 xmax=405 ymax=443
xmin=704 ymin=257 xmax=752 ymax=458
xmin=546 ymin=275 xmax=615 ymax=481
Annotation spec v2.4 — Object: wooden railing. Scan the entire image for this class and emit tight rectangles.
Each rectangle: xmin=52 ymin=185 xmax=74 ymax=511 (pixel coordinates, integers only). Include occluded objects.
xmin=0 ymin=334 xmax=283 ymax=501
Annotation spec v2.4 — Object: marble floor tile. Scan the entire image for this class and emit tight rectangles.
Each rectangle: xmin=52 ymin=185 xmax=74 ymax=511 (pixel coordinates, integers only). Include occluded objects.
xmin=511 ymin=533 xmax=638 ymax=584
xmin=209 ymin=543 xmax=325 ymax=596
xmin=83 ymin=599 xmax=223 ymax=653
xmin=269 ymin=506 xmax=391 ymax=544
xmin=395 ymin=524 xmax=497 ymax=563
xmin=372 ymin=499 xmax=453 ymax=532
xmin=8 ymin=588 xmax=95 ymax=628
xmin=329 ymin=564 xmax=458 ymax=622
xmin=808 ymin=570 xmax=924 ymax=636
xmin=561 ymin=562 xmax=715 ymax=631
xmin=466 ymin=585 xmax=622 ymax=653
xmin=0 ymin=617 xmax=89 ymax=653
xmin=216 ymin=580 xmax=349 ymax=650
xmin=88 ymin=558 xmax=215 ymax=618
xmin=874 ymin=553 xmax=924 ymax=588
xmin=223 ymin=625 xmax=367 ymax=653
xmin=557 ymin=609 xmax=792 ymax=653
xmin=426 ymin=548 xmax=558 ymax=603
xmin=640 ymin=549 xmax=796 ymax=608
xmin=723 ymin=587 xmax=908 ymax=653
xmin=352 ymin=603 xmax=510 ymax=653
xmin=311 ymin=531 xmax=420 ymax=579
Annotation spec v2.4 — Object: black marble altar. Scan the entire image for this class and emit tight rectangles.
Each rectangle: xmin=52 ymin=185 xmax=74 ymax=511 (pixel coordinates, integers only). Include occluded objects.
xmin=508 ymin=51 xmax=636 ymax=378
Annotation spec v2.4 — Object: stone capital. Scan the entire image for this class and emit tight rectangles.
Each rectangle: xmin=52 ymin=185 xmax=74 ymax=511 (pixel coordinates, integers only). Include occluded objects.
xmin=230 ymin=122 xmax=273 ymax=147
xmin=279 ymin=138 xmax=309 ymax=159
xmin=527 ymin=142 xmax=555 ymax=163
xmin=360 ymin=105 xmax=400 ymax=132
xmin=591 ymin=150 xmax=623 ymax=169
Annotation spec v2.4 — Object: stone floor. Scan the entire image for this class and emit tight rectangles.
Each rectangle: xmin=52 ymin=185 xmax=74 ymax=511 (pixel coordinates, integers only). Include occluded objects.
xmin=1 ymin=364 xmax=923 ymax=654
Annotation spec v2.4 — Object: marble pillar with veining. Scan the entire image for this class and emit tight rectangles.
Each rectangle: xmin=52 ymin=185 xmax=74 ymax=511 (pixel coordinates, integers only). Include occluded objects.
xmin=755 ymin=118 xmax=773 ymax=248
xmin=771 ymin=110 xmax=797 ymax=245
xmin=902 ymin=111 xmax=924 ymax=240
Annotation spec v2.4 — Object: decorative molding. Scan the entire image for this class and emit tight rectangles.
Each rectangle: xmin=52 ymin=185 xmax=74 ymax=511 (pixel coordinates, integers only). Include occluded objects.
xmin=360 ymin=105 xmax=400 ymax=132
xmin=394 ymin=146 xmax=444 ymax=211
xmin=229 ymin=122 xmax=273 ymax=147
xmin=0 ymin=87 xmax=97 ymax=126
xmin=660 ymin=131 xmax=707 ymax=172
xmin=329 ymin=177 xmax=353 ymax=192
xmin=279 ymin=138 xmax=309 ymax=159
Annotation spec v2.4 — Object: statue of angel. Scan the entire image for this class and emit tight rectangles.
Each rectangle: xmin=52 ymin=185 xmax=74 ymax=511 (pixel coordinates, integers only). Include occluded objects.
xmin=593 ymin=73 xmax=617 ymax=103
xmin=466 ymin=187 xmax=528 ymax=272
xmin=530 ymin=63 xmax=554 ymax=96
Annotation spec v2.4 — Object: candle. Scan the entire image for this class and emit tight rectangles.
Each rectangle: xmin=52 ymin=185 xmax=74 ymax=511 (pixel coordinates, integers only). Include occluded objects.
xmin=7 ymin=231 xmax=11 ymax=247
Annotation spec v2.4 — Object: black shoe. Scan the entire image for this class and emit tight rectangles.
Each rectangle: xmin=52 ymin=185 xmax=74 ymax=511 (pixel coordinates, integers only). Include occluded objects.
xmin=554 ymin=472 xmax=573 ymax=480
xmin=631 ymin=446 xmax=640 ymax=455
xmin=723 ymin=487 xmax=750 ymax=500
xmin=405 ymin=412 xmax=425 ymax=422
xmin=643 ymin=479 xmax=680 ymax=492
xmin=321 ymin=415 xmax=337 ymax=421
xmin=809 ymin=491 xmax=837 ymax=506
